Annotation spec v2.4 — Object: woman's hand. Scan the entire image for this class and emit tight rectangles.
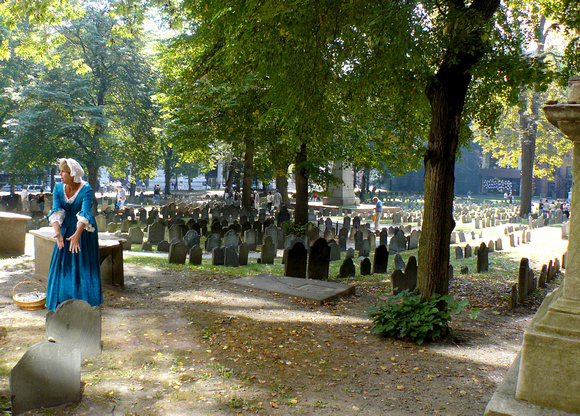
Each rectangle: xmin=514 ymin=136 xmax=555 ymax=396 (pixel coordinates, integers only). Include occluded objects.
xmin=54 ymin=233 xmax=64 ymax=250
xmin=67 ymin=232 xmax=82 ymax=253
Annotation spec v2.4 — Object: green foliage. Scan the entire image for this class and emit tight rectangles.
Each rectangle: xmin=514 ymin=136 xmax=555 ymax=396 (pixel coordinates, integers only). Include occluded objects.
xmin=367 ymin=290 xmax=469 ymax=345
xmin=280 ymin=221 xmax=307 ymax=237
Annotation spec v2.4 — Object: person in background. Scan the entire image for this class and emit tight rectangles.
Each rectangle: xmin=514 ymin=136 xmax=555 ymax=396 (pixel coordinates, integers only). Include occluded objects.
xmin=254 ymin=190 xmax=260 ymax=210
xmin=373 ymin=196 xmax=383 ymax=231
xmin=154 ymin=184 xmax=161 ymax=204
xmin=267 ymin=191 xmax=273 ymax=213
xmin=20 ymin=186 xmax=30 ymax=213
xmin=37 ymin=188 xmax=46 ymax=214
xmin=117 ymin=185 xmax=126 ymax=209
xmin=46 ymin=158 xmax=102 ymax=310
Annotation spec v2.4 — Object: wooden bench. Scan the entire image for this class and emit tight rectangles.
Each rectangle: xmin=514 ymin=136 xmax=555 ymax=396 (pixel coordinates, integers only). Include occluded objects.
xmin=29 ymin=227 xmax=126 ymax=286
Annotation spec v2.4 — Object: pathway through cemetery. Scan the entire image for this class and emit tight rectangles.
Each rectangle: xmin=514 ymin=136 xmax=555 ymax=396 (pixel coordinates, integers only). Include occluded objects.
xmin=0 ymin=224 xmax=568 ymax=416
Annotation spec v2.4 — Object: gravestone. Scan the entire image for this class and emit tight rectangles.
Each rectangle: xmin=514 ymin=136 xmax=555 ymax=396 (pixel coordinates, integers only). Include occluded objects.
xmin=495 ymin=238 xmax=503 ymax=250
xmin=360 ymin=257 xmax=372 ymax=275
xmin=169 ymin=241 xmax=188 ymax=264
xmin=277 ymin=205 xmax=291 ymax=226
xmin=389 ymin=229 xmax=407 ymax=254
xmin=45 ymin=299 xmax=101 ymax=359
xmin=212 ymin=246 xmax=225 ymax=266
xmin=338 ymin=236 xmax=347 ymax=252
xmin=157 ymin=240 xmax=170 ymax=253
xmin=345 ymin=247 xmax=355 ymax=259
xmin=285 ymin=241 xmax=307 ymax=278
xmin=308 ymin=238 xmax=330 ymax=280
xmin=107 ymin=222 xmax=117 ymax=233
xmin=261 ymin=236 xmax=276 ymax=264
xmin=10 ymin=341 xmax=82 ymax=415
xmin=372 ymin=245 xmax=389 ymax=274
xmin=458 ymin=231 xmax=466 ymax=242
xmin=539 ymin=264 xmax=548 ymax=288
xmin=224 ymin=245 xmax=240 ymax=267
xmin=408 ymin=230 xmax=420 ymax=250
xmin=205 ymin=233 xmax=221 ymax=253
xmin=244 ymin=229 xmax=258 ymax=250
xmin=329 ymin=242 xmax=341 ymax=261
xmin=359 ymin=239 xmax=370 ymax=258
xmin=189 ymin=245 xmax=203 ymax=265
xmin=509 ymin=233 xmax=516 ymax=247
xmin=477 ymin=242 xmax=489 ymax=273
xmin=488 ymin=240 xmax=495 ymax=253
xmin=184 ymin=230 xmax=201 ymax=250
xmin=379 ymin=229 xmax=388 ymax=246
xmin=148 ymin=221 xmax=165 ymax=244
xmin=354 ymin=230 xmax=363 ymax=251
xmin=223 ymin=229 xmax=240 ymax=248
xmin=239 ymin=242 xmax=249 ymax=266
xmin=464 ymin=244 xmax=472 ymax=258
xmin=391 ymin=270 xmax=406 ymax=294
xmin=141 ymin=241 xmax=153 ymax=251
xmin=128 ymin=226 xmax=144 ymax=245
xmin=394 ymin=254 xmax=406 ymax=270
xmin=404 ymin=256 xmax=418 ymax=291
xmin=339 ymin=258 xmax=356 ymax=278
xmin=95 ymin=215 xmax=107 ymax=232
xmin=455 ymin=246 xmax=463 ymax=260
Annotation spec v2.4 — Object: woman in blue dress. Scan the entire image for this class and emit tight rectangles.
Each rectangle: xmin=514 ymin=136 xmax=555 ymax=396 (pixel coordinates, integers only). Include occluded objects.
xmin=46 ymin=158 xmax=103 ymax=310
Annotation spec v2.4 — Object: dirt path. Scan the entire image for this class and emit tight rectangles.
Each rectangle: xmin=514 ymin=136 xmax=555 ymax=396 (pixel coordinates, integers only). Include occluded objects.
xmin=0 ymin=225 xmax=568 ymax=415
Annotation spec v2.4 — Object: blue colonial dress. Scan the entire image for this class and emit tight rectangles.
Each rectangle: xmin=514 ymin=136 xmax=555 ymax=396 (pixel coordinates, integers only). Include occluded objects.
xmin=46 ymin=181 xmax=102 ymax=310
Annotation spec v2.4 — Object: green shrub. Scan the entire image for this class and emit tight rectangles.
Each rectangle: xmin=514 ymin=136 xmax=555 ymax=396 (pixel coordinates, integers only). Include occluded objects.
xmin=280 ymin=220 xmax=308 ymax=236
xmin=367 ymin=290 xmax=469 ymax=344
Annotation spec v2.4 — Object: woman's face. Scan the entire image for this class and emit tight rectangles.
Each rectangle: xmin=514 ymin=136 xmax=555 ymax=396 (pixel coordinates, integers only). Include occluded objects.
xmin=60 ymin=170 xmax=73 ymax=185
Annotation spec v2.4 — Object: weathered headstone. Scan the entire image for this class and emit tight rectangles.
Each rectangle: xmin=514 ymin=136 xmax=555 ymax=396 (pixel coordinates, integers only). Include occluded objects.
xmin=239 ymin=242 xmax=249 ymax=266
xmin=205 ymin=233 xmax=221 ymax=254
xmin=389 ymin=229 xmax=407 ymax=254
xmin=455 ymin=246 xmax=463 ymax=260
xmin=10 ymin=341 xmax=82 ymax=415
xmin=359 ymin=239 xmax=370 ymax=258
xmin=285 ymin=241 xmax=307 ymax=278
xmin=148 ymin=221 xmax=165 ymax=244
xmin=157 ymin=240 xmax=170 ymax=253
xmin=360 ymin=257 xmax=372 ymax=275
xmin=224 ymin=245 xmax=240 ymax=267
xmin=45 ymin=299 xmax=101 ymax=359
xmin=223 ymin=229 xmax=240 ymax=248
xmin=339 ymin=257 xmax=356 ymax=278
xmin=391 ymin=270 xmax=405 ymax=294
xmin=495 ymin=238 xmax=503 ymax=251
xmin=464 ymin=244 xmax=472 ymax=258
xmin=408 ymin=230 xmax=420 ymax=250
xmin=189 ymin=245 xmax=203 ymax=265
xmin=345 ymin=247 xmax=355 ymax=259
xmin=476 ymin=242 xmax=489 ymax=273
xmin=372 ymin=245 xmax=389 ymax=274
xmin=404 ymin=256 xmax=418 ymax=291
xmin=212 ymin=246 xmax=225 ymax=266
xmin=169 ymin=241 xmax=188 ymax=264
xmin=308 ymin=238 xmax=330 ymax=280
xmin=141 ymin=241 xmax=153 ymax=251
xmin=261 ymin=235 xmax=276 ymax=264
xmin=329 ymin=241 xmax=341 ymax=261
xmin=394 ymin=254 xmax=406 ymax=271
xmin=95 ymin=214 xmax=107 ymax=232
xmin=128 ymin=226 xmax=144 ymax=245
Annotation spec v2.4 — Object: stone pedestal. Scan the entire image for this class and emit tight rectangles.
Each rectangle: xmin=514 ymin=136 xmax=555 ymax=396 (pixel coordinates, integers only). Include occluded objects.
xmin=0 ymin=212 xmax=31 ymax=255
xmin=322 ymin=164 xmax=358 ymax=206
xmin=485 ymin=77 xmax=580 ymax=415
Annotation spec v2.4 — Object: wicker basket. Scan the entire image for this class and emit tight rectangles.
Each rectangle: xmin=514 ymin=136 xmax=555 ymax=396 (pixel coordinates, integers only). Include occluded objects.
xmin=13 ymin=281 xmax=46 ymax=310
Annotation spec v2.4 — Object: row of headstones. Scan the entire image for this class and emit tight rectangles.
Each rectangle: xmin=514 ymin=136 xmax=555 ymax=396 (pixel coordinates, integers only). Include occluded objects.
xmin=450 ymin=230 xmax=483 ymax=244
xmin=10 ymin=300 xmax=101 ymax=415
xmin=455 ymin=242 xmax=492 ymax=273
xmin=509 ymin=255 xmax=564 ymax=309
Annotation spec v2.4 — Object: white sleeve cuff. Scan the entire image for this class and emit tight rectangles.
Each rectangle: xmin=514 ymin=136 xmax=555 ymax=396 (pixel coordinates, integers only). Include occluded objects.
xmin=49 ymin=210 xmax=65 ymax=225
xmin=76 ymin=214 xmax=95 ymax=232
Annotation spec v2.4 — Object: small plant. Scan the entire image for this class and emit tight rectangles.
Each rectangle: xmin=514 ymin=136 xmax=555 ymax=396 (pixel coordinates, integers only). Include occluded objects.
xmin=367 ymin=289 xmax=469 ymax=344
xmin=280 ymin=220 xmax=307 ymax=236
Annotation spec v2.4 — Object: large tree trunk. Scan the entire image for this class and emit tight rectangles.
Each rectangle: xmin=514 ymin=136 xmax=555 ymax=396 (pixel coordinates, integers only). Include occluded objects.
xmin=417 ymin=0 xmax=500 ymax=300
xmin=360 ymin=169 xmax=368 ymax=202
xmin=242 ymin=137 xmax=255 ymax=209
xmin=294 ymin=142 xmax=309 ymax=224
xmin=519 ymin=94 xmax=539 ymax=216
xmin=225 ymin=163 xmax=235 ymax=191
xmin=164 ymin=157 xmax=172 ymax=195
xmin=276 ymin=175 xmax=289 ymax=207
xmin=86 ymin=164 xmax=99 ymax=215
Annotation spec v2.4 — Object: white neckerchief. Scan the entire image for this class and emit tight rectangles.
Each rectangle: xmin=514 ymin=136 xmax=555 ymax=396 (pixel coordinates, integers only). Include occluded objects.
xmin=64 ymin=181 xmax=86 ymax=204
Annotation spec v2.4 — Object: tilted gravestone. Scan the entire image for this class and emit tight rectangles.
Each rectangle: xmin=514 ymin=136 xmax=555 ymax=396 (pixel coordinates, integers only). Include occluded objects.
xmin=308 ymin=238 xmax=331 ymax=280
xmin=372 ymin=245 xmax=389 ymax=274
xmin=10 ymin=340 xmax=82 ymax=415
xmin=339 ymin=257 xmax=356 ymax=278
xmin=157 ymin=240 xmax=170 ymax=253
xmin=46 ymin=299 xmax=101 ymax=359
xmin=189 ymin=245 xmax=203 ymax=265
xmin=169 ymin=241 xmax=188 ymax=264
xmin=285 ymin=241 xmax=307 ymax=278
xmin=360 ymin=257 xmax=372 ymax=276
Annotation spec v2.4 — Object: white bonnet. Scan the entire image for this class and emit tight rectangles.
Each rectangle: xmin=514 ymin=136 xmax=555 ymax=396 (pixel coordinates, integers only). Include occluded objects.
xmin=59 ymin=158 xmax=85 ymax=183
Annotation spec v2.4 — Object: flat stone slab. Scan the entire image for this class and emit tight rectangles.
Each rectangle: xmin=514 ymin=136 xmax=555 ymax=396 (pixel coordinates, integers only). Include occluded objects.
xmin=231 ymin=273 xmax=355 ymax=304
